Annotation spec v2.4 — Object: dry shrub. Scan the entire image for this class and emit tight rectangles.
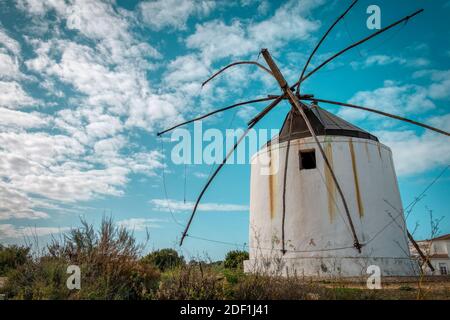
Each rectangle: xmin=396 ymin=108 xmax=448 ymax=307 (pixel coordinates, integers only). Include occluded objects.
xmin=3 ymin=217 xmax=160 ymax=300
xmin=2 ymin=256 xmax=69 ymax=300
xmin=156 ymin=262 xmax=225 ymax=300
xmin=229 ymin=274 xmax=327 ymax=300
xmin=0 ymin=245 xmax=31 ymax=276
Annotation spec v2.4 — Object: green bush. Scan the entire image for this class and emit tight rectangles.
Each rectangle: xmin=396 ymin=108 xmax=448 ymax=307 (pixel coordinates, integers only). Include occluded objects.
xmin=224 ymin=250 xmax=249 ymax=269
xmin=0 ymin=244 xmax=31 ymax=276
xmin=142 ymin=248 xmax=184 ymax=272
xmin=2 ymin=217 xmax=160 ymax=300
xmin=3 ymin=257 xmax=70 ymax=299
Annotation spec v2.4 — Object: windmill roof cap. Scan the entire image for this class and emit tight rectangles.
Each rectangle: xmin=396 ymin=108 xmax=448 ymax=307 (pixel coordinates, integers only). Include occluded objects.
xmin=276 ymin=103 xmax=379 ymax=143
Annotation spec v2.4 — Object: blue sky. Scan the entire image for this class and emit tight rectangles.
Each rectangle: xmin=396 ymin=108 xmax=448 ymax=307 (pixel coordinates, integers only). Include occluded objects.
xmin=0 ymin=0 xmax=449 ymax=260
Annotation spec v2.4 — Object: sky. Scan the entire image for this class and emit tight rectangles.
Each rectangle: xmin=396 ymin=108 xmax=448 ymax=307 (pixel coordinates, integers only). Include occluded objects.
xmin=0 ymin=0 xmax=449 ymax=260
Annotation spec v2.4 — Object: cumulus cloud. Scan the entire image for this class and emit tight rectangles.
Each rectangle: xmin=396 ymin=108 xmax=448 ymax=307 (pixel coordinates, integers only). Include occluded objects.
xmin=375 ymin=127 xmax=450 ymax=176
xmin=0 ymin=28 xmax=21 ymax=55
xmin=0 ymin=130 xmax=164 ymax=200
xmin=340 ymin=80 xmax=435 ymax=121
xmin=351 ymin=54 xmax=430 ymax=69
xmin=186 ymin=0 xmax=321 ymax=62
xmin=150 ymin=198 xmax=248 ymax=212
xmin=0 ymin=107 xmax=48 ymax=129
xmin=117 ymin=218 xmax=167 ymax=231
xmin=139 ymin=0 xmax=215 ymax=30
xmin=0 ymin=182 xmax=49 ymax=220
xmin=0 ymin=0 xmax=183 ymax=222
xmin=161 ymin=0 xmax=323 ymax=115
xmin=164 ymin=54 xmax=210 ymax=85
xmin=414 ymin=69 xmax=450 ymax=100
xmin=3 ymin=0 xmax=444 ymax=228
xmin=0 ymin=81 xmax=37 ymax=108
xmin=236 ymin=105 xmax=258 ymax=120
xmin=25 ymin=35 xmax=178 ymax=130
xmin=338 ymin=72 xmax=450 ymax=177
xmin=247 ymin=0 xmax=322 ymax=48
xmin=0 ymin=223 xmax=69 ymax=239
xmin=0 ymin=52 xmax=21 ymax=79
xmin=186 ymin=20 xmax=255 ymax=62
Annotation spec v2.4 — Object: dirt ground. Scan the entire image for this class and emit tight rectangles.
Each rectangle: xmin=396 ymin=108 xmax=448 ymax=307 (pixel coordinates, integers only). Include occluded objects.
xmin=322 ymin=275 xmax=450 ymax=288
xmin=1 ymin=274 xmax=449 ymax=300
xmin=315 ymin=276 xmax=450 ymax=299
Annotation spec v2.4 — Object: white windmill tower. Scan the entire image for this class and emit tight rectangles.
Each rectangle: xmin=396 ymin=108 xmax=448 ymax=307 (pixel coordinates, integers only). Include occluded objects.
xmin=157 ymin=3 xmax=447 ymax=278
xmin=244 ymin=103 xmax=417 ymax=277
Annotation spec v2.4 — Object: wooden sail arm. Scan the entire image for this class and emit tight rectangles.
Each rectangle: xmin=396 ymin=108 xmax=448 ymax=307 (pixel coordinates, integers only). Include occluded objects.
xmin=291 ymin=8 xmax=424 ymax=89
xmin=261 ymin=48 xmax=362 ymax=253
xmin=300 ymin=97 xmax=450 ymax=137
xmin=202 ymin=61 xmax=274 ymax=88
xmin=157 ymin=96 xmax=279 ymax=136
xmin=407 ymin=231 xmax=435 ymax=272
xmin=179 ymin=95 xmax=284 ymax=246
xmin=296 ymin=0 xmax=359 ymax=94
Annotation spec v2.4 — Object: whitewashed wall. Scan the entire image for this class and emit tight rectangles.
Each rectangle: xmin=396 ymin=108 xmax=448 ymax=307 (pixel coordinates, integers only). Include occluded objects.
xmin=244 ymin=136 xmax=418 ymax=277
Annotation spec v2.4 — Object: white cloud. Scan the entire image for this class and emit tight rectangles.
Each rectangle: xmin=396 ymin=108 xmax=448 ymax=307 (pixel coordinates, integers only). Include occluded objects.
xmin=117 ymin=218 xmax=167 ymax=231
xmin=353 ymin=54 xmax=430 ymax=69
xmin=338 ymin=74 xmax=450 ymax=177
xmin=0 ymin=81 xmax=36 ymax=108
xmin=236 ymin=105 xmax=257 ymax=120
xmin=375 ymin=124 xmax=450 ymax=176
xmin=0 ymin=223 xmax=69 ymax=239
xmin=340 ymin=80 xmax=435 ymax=121
xmin=65 ymin=0 xmax=130 ymax=41
xmin=186 ymin=20 xmax=254 ymax=62
xmin=0 ymin=0 xmax=178 ymax=223
xmin=0 ymin=28 xmax=21 ymax=55
xmin=0 ymin=130 xmax=163 ymax=218
xmin=15 ymin=0 xmax=68 ymax=16
xmin=416 ymin=69 xmax=450 ymax=100
xmin=193 ymin=172 xmax=209 ymax=179
xmin=0 ymin=52 xmax=21 ymax=79
xmin=0 ymin=107 xmax=48 ymax=129
xmin=247 ymin=0 xmax=321 ymax=48
xmin=164 ymin=54 xmax=210 ymax=85
xmin=0 ymin=27 xmax=24 ymax=81
xmin=25 ymin=37 xmax=178 ymax=130
xmin=160 ymin=0 xmax=323 ymax=113
xmin=17 ymin=0 xmax=160 ymax=64
xmin=186 ymin=0 xmax=321 ymax=62
xmin=139 ymin=0 xmax=215 ymax=30
xmin=256 ymin=1 xmax=270 ymax=15
xmin=0 ymin=182 xmax=49 ymax=220
xmin=150 ymin=198 xmax=248 ymax=212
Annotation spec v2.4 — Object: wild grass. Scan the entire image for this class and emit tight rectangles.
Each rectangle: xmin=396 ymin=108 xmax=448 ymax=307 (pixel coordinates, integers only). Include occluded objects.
xmin=0 ymin=218 xmax=449 ymax=300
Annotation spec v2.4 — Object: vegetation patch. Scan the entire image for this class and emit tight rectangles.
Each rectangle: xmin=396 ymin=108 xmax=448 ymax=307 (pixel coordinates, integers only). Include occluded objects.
xmin=1 ymin=219 xmax=449 ymax=300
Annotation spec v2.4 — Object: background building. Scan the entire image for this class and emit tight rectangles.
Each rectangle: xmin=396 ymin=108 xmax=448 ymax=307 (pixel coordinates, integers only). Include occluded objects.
xmin=410 ymin=234 xmax=450 ymax=275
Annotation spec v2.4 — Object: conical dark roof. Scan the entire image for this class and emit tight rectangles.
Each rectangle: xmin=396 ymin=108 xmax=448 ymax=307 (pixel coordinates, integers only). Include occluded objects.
xmin=277 ymin=103 xmax=378 ymax=142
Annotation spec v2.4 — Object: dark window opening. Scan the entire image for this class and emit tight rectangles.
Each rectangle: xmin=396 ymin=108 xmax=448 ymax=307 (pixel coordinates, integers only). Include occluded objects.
xmin=299 ymin=149 xmax=316 ymax=170
xmin=439 ymin=263 xmax=448 ymax=275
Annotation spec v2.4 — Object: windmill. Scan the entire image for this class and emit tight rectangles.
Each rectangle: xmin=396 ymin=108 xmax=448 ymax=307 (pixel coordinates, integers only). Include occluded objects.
xmin=157 ymin=1 xmax=449 ymax=277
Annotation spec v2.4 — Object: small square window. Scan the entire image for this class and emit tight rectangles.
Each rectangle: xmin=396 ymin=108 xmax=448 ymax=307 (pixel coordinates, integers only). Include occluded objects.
xmin=439 ymin=263 xmax=448 ymax=275
xmin=299 ymin=149 xmax=316 ymax=170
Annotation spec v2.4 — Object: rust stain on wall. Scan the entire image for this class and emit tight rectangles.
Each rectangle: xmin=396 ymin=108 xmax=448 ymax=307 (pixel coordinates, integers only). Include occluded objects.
xmin=268 ymin=148 xmax=277 ymax=219
xmin=364 ymin=141 xmax=371 ymax=163
xmin=324 ymin=141 xmax=335 ymax=223
xmin=349 ymin=139 xmax=364 ymax=217
xmin=377 ymin=143 xmax=382 ymax=160
xmin=388 ymin=153 xmax=401 ymax=197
